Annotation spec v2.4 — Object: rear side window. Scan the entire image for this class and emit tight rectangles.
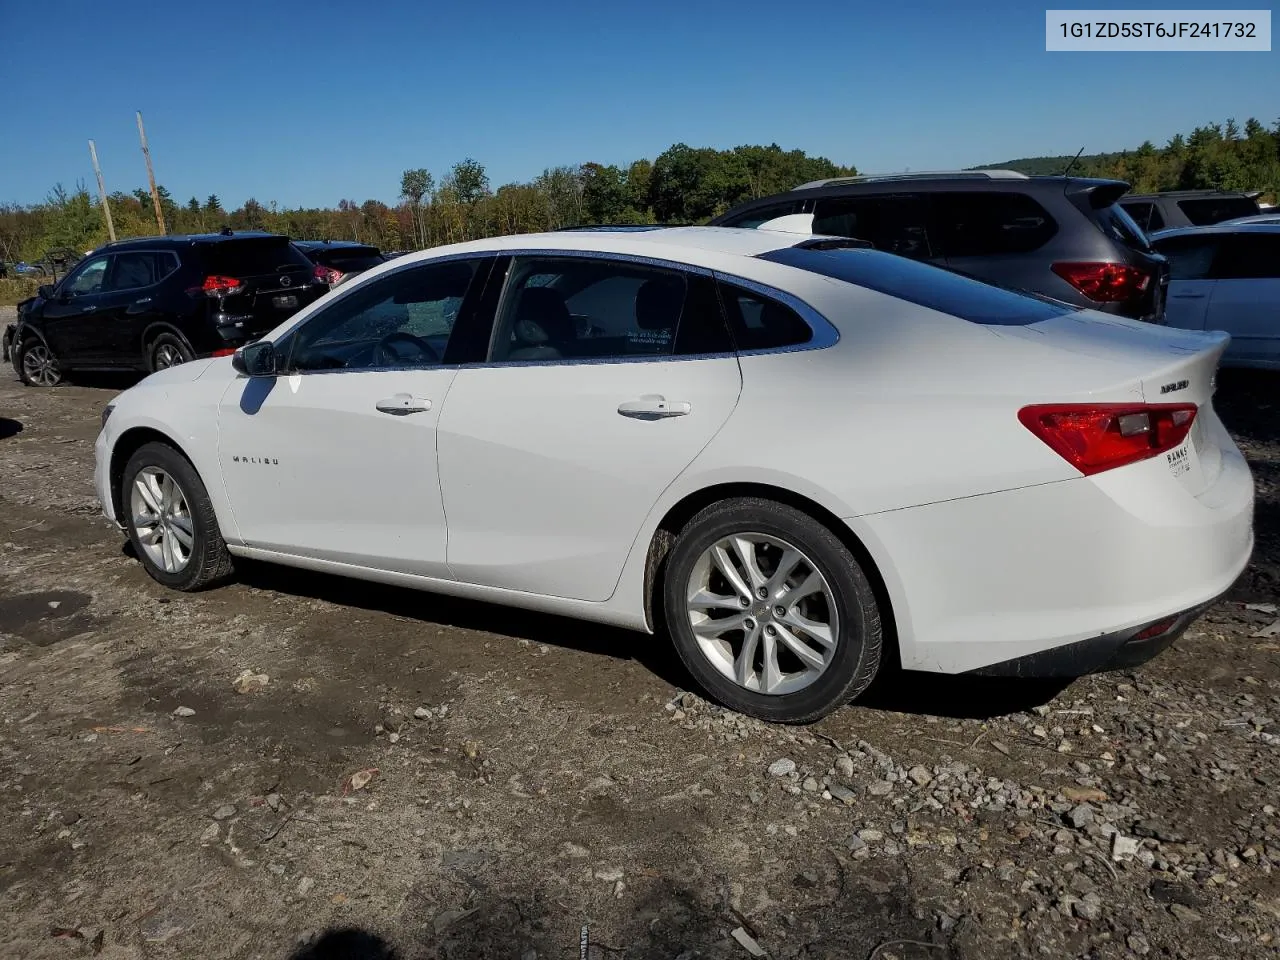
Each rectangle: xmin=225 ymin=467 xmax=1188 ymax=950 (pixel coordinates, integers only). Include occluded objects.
xmin=931 ymin=191 xmax=1058 ymax=257
xmin=811 ymin=195 xmax=933 ymax=259
xmin=1178 ymin=196 xmax=1259 ymax=226
xmin=760 ymin=247 xmax=1077 ymax=326
xmin=1213 ymin=233 xmax=1280 ymax=279
xmin=107 ymin=251 xmax=179 ymax=291
xmin=716 ymin=282 xmax=812 ymax=351
xmin=197 ymin=238 xmax=313 ymax=276
xmin=719 ymin=200 xmax=803 ymax=229
xmin=1119 ymin=201 xmax=1165 ymax=233
xmin=1152 ymin=235 xmax=1220 ymax=280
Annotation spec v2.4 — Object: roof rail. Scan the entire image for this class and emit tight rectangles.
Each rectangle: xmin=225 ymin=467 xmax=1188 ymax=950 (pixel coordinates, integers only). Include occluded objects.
xmin=793 ymin=169 xmax=1030 ymax=190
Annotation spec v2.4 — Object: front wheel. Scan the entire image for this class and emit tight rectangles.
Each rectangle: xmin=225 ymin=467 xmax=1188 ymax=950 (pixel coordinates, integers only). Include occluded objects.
xmin=122 ymin=442 xmax=234 ymax=591
xmin=662 ymin=498 xmax=883 ymax=723
xmin=17 ymin=339 xmax=63 ymax=387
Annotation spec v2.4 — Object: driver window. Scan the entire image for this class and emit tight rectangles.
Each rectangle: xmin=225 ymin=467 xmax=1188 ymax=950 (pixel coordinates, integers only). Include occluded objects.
xmin=286 ymin=259 xmax=478 ymax=372
xmin=63 ymin=256 xmax=109 ymax=296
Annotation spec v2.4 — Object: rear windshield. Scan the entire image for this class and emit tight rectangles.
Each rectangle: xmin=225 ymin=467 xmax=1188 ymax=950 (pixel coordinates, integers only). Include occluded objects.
xmin=759 ymin=247 xmax=1077 ymax=326
xmin=1177 ymin=196 xmax=1260 ymax=226
xmin=1095 ymin=204 xmax=1151 ymax=251
xmin=196 ymin=237 xmax=313 ymax=276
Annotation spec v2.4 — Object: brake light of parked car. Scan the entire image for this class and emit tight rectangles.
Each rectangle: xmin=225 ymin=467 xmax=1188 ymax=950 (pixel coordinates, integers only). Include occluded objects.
xmin=210 ymin=348 xmax=236 ymax=358
xmin=192 ymin=275 xmax=243 ymax=296
xmin=1018 ymin=403 xmax=1197 ymax=476
xmin=313 ymin=264 xmax=343 ymax=285
xmin=1051 ymin=262 xmax=1150 ymax=303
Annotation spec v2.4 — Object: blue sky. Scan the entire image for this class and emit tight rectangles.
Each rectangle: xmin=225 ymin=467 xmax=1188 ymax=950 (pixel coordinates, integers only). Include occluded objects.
xmin=1 ymin=0 xmax=1275 ymax=209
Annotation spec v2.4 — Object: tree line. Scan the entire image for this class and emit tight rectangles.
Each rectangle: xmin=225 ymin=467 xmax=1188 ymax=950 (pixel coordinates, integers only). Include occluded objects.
xmin=0 ymin=143 xmax=853 ymax=263
xmin=3 ymin=117 xmax=1277 ymax=265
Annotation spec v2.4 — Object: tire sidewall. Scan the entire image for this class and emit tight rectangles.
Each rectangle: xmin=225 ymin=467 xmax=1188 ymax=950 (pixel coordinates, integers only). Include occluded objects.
xmin=123 ymin=443 xmax=215 ymax=590
xmin=149 ymin=333 xmax=194 ymax=372
xmin=663 ymin=501 xmax=879 ymax=723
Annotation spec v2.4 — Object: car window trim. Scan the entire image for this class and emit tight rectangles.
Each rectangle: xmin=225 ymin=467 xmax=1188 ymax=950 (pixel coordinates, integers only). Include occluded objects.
xmin=467 ymin=249 xmax=837 ymax=368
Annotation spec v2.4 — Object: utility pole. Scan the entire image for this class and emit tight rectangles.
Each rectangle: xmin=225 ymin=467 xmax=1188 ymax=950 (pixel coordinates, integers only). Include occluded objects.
xmin=87 ymin=140 xmax=117 ymax=242
xmin=136 ymin=111 xmax=166 ymax=234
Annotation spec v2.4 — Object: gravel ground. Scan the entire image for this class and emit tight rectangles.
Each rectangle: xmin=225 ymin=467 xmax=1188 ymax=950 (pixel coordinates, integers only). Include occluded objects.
xmin=0 ymin=361 xmax=1277 ymax=960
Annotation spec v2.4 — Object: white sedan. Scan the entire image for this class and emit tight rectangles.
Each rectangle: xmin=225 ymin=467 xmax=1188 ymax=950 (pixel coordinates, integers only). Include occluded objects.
xmin=94 ymin=227 xmax=1254 ymax=722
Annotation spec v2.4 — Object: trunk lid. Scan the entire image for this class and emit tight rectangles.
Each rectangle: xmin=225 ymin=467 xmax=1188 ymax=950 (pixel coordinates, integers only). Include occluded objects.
xmin=193 ymin=236 xmax=322 ymax=334
xmin=994 ymin=311 xmax=1229 ymax=494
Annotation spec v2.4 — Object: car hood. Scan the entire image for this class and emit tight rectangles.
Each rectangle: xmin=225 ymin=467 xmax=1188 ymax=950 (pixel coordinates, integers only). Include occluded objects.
xmin=137 ymin=358 xmax=220 ymax=387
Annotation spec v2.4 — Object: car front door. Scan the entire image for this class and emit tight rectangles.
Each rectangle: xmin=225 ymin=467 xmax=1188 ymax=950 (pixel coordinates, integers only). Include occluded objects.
xmin=1154 ymin=234 xmax=1220 ymax=331
xmin=39 ymin=254 xmax=112 ymax=362
xmin=215 ymin=256 xmax=494 ymax=576
xmin=436 ymin=254 xmax=743 ymax=602
xmin=1206 ymin=232 xmax=1280 ymax=366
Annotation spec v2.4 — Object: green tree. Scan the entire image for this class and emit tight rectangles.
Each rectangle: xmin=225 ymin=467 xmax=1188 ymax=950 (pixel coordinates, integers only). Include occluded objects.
xmin=448 ymin=158 xmax=490 ymax=205
xmin=399 ymin=168 xmax=434 ymax=247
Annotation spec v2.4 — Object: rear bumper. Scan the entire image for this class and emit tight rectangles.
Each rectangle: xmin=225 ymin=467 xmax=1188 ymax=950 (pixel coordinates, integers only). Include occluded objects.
xmin=852 ymin=420 xmax=1254 ymax=675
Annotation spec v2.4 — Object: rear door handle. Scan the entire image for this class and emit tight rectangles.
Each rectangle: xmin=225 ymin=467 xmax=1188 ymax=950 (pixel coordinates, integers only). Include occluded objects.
xmin=134 ymin=297 xmax=152 ymax=305
xmin=375 ymin=394 xmax=432 ymax=415
xmin=617 ymin=395 xmax=691 ymax=419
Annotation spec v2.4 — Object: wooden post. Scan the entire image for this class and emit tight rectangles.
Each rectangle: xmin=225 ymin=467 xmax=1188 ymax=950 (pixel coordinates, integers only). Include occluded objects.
xmin=136 ymin=111 xmax=166 ymax=235
xmin=87 ymin=140 xmax=116 ymax=242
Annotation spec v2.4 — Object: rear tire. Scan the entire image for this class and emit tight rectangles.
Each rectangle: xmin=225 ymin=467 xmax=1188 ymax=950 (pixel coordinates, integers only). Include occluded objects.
xmin=148 ymin=333 xmax=194 ymax=372
xmin=122 ymin=442 xmax=234 ymax=591
xmin=662 ymin=497 xmax=882 ymax=723
xmin=17 ymin=338 xmax=63 ymax=387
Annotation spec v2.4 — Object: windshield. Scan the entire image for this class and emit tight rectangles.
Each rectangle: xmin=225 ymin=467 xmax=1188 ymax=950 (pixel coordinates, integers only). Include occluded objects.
xmin=759 ymin=246 xmax=1079 ymax=326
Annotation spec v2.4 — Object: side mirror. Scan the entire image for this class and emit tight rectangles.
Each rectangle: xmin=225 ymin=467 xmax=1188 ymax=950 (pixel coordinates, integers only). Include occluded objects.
xmin=232 ymin=341 xmax=277 ymax=377
xmin=37 ymin=284 xmax=55 ymax=300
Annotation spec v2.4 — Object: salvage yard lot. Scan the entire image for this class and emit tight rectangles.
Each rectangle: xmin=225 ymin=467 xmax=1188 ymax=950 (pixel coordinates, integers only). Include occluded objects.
xmin=1 ymin=359 xmax=1278 ymax=960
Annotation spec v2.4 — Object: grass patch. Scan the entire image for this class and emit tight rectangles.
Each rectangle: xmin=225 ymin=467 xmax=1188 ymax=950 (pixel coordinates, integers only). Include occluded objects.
xmin=0 ymin=277 xmax=42 ymax=307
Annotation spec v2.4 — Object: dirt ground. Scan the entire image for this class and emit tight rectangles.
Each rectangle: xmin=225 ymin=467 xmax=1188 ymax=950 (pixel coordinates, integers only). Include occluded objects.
xmin=1 ymin=345 xmax=1278 ymax=960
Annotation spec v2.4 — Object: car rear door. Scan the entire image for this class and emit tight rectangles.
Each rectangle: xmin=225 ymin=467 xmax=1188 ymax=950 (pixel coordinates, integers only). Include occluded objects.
xmin=1205 ymin=232 xmax=1280 ymax=366
xmin=96 ymin=250 xmax=181 ymax=364
xmin=1153 ymin=234 xmax=1221 ymax=331
xmin=436 ymin=254 xmax=742 ymax=602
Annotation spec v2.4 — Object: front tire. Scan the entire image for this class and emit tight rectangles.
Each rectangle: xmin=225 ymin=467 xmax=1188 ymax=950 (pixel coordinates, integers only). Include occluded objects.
xmin=662 ymin=498 xmax=882 ymax=723
xmin=122 ymin=442 xmax=233 ymax=591
xmin=148 ymin=333 xmax=194 ymax=372
xmin=17 ymin=338 xmax=63 ymax=387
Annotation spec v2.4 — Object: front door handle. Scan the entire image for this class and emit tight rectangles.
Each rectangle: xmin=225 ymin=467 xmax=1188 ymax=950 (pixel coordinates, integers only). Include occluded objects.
xmin=617 ymin=394 xmax=691 ymax=419
xmin=375 ymin=394 xmax=432 ymax=415
xmin=82 ymin=304 xmax=97 ymax=312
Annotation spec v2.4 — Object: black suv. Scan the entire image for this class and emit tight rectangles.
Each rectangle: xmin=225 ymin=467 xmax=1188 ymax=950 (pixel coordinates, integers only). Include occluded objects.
xmin=1118 ymin=190 xmax=1262 ymax=234
xmin=293 ymin=239 xmax=387 ymax=287
xmin=9 ymin=231 xmax=325 ymax=387
xmin=710 ymin=171 xmax=1168 ymax=321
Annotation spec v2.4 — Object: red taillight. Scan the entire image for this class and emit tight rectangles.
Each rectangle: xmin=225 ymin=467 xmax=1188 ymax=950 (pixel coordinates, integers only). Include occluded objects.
xmin=1018 ymin=403 xmax=1197 ymax=476
xmin=1132 ymin=616 xmax=1178 ymax=642
xmin=210 ymin=348 xmax=236 ymax=358
xmin=1051 ymin=262 xmax=1150 ymax=302
xmin=201 ymin=275 xmax=243 ymax=295
xmin=313 ymin=264 xmax=342 ymax=284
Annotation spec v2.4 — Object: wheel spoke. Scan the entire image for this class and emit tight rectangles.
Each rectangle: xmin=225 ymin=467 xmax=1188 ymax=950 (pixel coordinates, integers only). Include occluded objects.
xmin=781 ymin=610 xmax=835 ymax=649
xmin=135 ymin=477 xmax=161 ymax=513
xmin=761 ymin=631 xmax=783 ymax=693
xmin=132 ymin=514 xmax=157 ymax=530
xmin=775 ymin=624 xmax=826 ymax=671
xmin=160 ymin=531 xmax=175 ymax=572
xmin=692 ymin=611 xmax=749 ymax=638
xmin=169 ymin=516 xmax=194 ymax=549
xmin=710 ymin=545 xmax=752 ymax=601
xmin=780 ymin=570 xmax=824 ymax=608
xmin=735 ymin=623 xmax=761 ymax=686
xmin=141 ymin=525 xmax=163 ymax=545
xmin=688 ymin=588 xmax=743 ymax=612
xmin=765 ymin=548 xmax=803 ymax=596
xmin=730 ymin=537 xmax=768 ymax=591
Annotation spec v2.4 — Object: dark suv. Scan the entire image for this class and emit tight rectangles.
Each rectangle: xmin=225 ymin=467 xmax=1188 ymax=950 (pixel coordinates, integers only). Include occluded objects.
xmin=9 ymin=231 xmax=325 ymax=387
xmin=293 ymin=239 xmax=387 ymax=287
xmin=710 ymin=171 xmax=1168 ymax=321
xmin=1119 ymin=190 xmax=1262 ymax=234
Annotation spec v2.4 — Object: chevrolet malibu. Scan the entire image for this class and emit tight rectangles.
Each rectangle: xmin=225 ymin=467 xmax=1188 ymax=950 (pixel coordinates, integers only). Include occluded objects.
xmin=94 ymin=227 xmax=1254 ymax=722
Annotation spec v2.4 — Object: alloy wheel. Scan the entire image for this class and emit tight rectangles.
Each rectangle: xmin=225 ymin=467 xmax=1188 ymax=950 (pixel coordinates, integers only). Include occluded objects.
xmin=685 ymin=532 xmax=839 ymax=696
xmin=130 ymin=466 xmax=194 ymax=573
xmin=154 ymin=343 xmax=185 ymax=369
xmin=21 ymin=343 xmax=60 ymax=386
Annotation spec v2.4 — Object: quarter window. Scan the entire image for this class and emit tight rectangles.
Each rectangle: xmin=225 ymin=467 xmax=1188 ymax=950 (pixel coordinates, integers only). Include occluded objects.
xmin=811 ymin=195 xmax=934 ymax=259
xmin=490 ymin=258 xmax=732 ymax=362
xmin=1213 ymin=234 xmax=1280 ymax=279
xmin=63 ymin=256 xmax=109 ymax=296
xmin=932 ymin=192 xmax=1058 ymax=257
xmin=717 ymin=282 xmax=812 ymax=351
xmin=286 ymin=259 xmax=478 ymax=372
